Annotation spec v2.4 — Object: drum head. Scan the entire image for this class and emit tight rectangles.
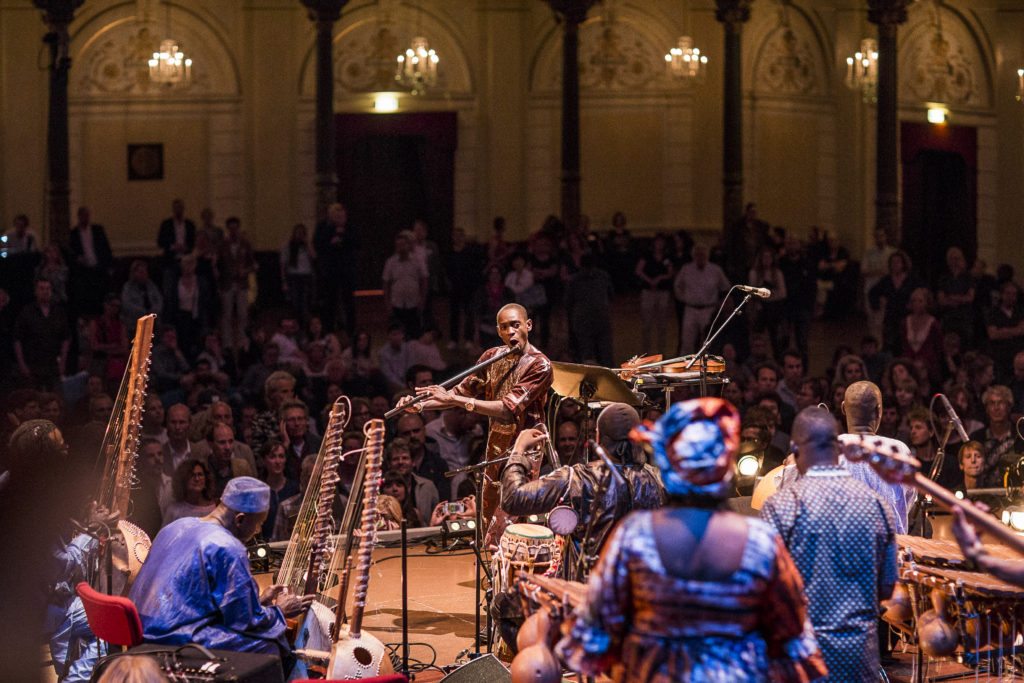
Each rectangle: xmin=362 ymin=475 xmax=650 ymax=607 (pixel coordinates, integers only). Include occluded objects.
xmin=505 ymin=523 xmax=554 ymax=540
xmin=547 ymin=506 xmax=579 ymax=536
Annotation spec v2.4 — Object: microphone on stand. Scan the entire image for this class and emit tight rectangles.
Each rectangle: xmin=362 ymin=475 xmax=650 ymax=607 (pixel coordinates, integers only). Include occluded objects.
xmin=936 ymin=393 xmax=970 ymax=442
xmin=735 ymin=285 xmax=772 ymax=299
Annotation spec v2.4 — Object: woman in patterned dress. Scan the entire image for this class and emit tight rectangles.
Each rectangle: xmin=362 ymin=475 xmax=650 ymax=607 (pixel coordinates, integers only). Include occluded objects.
xmin=558 ymin=398 xmax=827 ymax=682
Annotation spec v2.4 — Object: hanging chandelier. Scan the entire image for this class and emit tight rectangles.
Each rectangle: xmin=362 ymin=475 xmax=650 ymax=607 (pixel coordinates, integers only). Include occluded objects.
xmin=395 ymin=36 xmax=439 ymax=95
xmin=148 ymin=38 xmax=192 ymax=85
xmin=664 ymin=36 xmax=708 ymax=82
xmin=844 ymin=38 xmax=878 ymax=102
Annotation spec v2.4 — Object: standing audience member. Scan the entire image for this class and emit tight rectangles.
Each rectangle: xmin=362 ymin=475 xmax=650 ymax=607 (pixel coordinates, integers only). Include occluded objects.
xmin=314 ymin=202 xmax=359 ymax=334
xmin=861 ymin=229 xmax=895 ymax=340
xmin=869 ymin=250 xmax=919 ymax=353
xmin=280 ymin=223 xmax=315 ymax=322
xmin=634 ymin=234 xmax=674 ymax=354
xmin=88 ymin=294 xmax=129 ymax=390
xmin=217 ymin=217 xmax=256 ymax=357
xmin=986 ymin=281 xmax=1024 ymax=384
xmin=14 ymin=278 xmax=70 ymax=390
xmin=444 ymin=227 xmax=484 ymax=350
xmin=673 ymin=244 xmax=730 ymax=354
xmin=120 ymin=260 xmax=163 ymax=330
xmin=564 ymin=254 xmax=615 ymax=366
xmin=901 ymin=287 xmax=944 ymax=385
xmin=471 ymin=266 xmax=515 ymax=349
xmin=382 ymin=230 xmax=427 ymax=339
xmin=747 ymin=246 xmax=787 ymax=350
xmin=936 ymin=246 xmax=976 ymax=347
xmin=162 ymin=404 xmax=194 ymax=477
xmin=156 ymin=198 xmax=196 ymax=302
xmin=762 ymin=407 xmax=897 ymax=682
xmin=3 ymin=213 xmax=39 ymax=254
xmin=35 ymin=245 xmax=70 ymax=307
xmin=68 ymin=206 xmax=113 ymax=316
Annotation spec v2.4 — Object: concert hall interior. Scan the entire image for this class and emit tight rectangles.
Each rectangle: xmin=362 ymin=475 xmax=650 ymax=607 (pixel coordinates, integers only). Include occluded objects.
xmin=4 ymin=0 xmax=1024 ymax=681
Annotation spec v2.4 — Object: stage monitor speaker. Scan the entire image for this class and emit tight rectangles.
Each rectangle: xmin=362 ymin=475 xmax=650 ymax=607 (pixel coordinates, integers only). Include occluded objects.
xmin=117 ymin=643 xmax=284 ymax=683
xmin=440 ymin=653 xmax=512 ymax=683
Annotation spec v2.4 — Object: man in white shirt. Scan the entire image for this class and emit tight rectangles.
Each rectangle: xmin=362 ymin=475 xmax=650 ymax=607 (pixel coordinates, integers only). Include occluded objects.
xmin=382 ymin=230 xmax=428 ymax=339
xmin=2 ymin=214 xmax=39 ymax=255
xmin=673 ymin=244 xmax=731 ymax=353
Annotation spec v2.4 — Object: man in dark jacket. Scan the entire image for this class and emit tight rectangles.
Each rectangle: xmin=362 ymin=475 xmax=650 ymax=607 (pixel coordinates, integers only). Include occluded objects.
xmin=69 ymin=206 xmax=114 ymax=316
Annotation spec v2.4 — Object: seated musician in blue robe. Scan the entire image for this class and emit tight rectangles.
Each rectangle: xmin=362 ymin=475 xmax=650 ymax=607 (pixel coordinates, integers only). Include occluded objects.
xmin=129 ymin=477 xmax=313 ymax=661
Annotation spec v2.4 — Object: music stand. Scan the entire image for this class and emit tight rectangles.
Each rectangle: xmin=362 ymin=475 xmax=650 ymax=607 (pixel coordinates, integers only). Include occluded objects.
xmin=550 ymin=362 xmax=641 ymax=407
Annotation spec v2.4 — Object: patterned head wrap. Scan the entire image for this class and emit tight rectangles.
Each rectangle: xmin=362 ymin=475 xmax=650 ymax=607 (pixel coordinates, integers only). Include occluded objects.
xmin=633 ymin=398 xmax=741 ymax=497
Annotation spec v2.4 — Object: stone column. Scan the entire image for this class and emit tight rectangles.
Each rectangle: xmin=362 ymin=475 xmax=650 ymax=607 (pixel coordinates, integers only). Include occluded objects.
xmin=301 ymin=0 xmax=349 ymax=223
xmin=34 ymin=0 xmax=83 ymax=248
xmin=868 ymin=0 xmax=909 ymax=243
xmin=546 ymin=1 xmax=598 ymax=231
xmin=715 ymin=0 xmax=752 ymax=243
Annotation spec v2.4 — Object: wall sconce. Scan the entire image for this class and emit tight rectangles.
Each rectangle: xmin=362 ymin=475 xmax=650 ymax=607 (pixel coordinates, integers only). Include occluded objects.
xmin=926 ymin=102 xmax=949 ymax=125
xmin=373 ymin=92 xmax=400 ymax=113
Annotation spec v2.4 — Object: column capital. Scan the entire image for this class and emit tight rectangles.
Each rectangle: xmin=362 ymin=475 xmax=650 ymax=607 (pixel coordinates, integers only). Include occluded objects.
xmin=33 ymin=0 xmax=83 ymax=29
xmin=714 ymin=0 xmax=753 ymax=30
xmin=867 ymin=0 xmax=910 ymax=28
xmin=300 ymin=0 xmax=348 ymax=23
xmin=544 ymin=0 xmax=600 ymax=25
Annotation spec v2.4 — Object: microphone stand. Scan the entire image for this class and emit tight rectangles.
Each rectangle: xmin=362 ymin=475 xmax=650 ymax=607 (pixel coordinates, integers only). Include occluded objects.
xmin=685 ymin=293 xmax=754 ymax=372
xmin=446 ymin=455 xmax=512 ymax=655
xmin=916 ymin=421 xmax=954 ymax=538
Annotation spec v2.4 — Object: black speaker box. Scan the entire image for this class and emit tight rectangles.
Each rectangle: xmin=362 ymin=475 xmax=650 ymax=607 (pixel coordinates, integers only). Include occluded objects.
xmin=440 ymin=653 xmax=512 ymax=683
xmin=119 ymin=643 xmax=284 ymax=683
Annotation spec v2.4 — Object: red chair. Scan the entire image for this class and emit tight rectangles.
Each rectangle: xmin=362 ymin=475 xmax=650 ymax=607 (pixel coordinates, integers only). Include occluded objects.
xmin=75 ymin=581 xmax=144 ymax=649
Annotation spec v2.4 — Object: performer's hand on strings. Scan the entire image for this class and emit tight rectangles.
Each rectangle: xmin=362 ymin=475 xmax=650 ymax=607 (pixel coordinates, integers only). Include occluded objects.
xmin=275 ymin=591 xmax=316 ymax=619
xmin=259 ymin=583 xmax=286 ymax=606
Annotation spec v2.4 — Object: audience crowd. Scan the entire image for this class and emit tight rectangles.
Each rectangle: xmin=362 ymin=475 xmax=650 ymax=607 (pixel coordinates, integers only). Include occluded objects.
xmin=3 ymin=197 xmax=1024 ymax=541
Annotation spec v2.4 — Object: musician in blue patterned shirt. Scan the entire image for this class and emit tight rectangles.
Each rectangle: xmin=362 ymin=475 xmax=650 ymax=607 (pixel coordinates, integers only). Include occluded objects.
xmin=762 ymin=407 xmax=898 ymax=682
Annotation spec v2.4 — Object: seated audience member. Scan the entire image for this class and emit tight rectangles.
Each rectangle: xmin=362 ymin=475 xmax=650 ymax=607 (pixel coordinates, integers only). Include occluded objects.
xmin=395 ymin=412 xmax=449 ymax=500
xmin=377 ymin=495 xmax=404 ymax=531
xmin=384 ymin=438 xmax=437 ymax=527
xmin=741 ymin=406 xmax=787 ymax=472
xmin=191 ymin=401 xmax=257 ymax=470
xmin=380 ymin=470 xmax=423 ymax=528
xmin=163 ymin=459 xmax=217 ymax=527
xmin=131 ymin=438 xmax=173 ymax=539
xmin=248 ymin=371 xmax=297 ymax=456
xmin=257 ymin=440 xmax=299 ymax=540
xmin=280 ymin=399 xmax=321 ymax=481
xmin=878 ymin=400 xmax=902 ymax=438
xmin=796 ymin=377 xmax=826 ymax=411
xmin=971 ymin=385 xmax=1020 ymax=481
xmin=149 ymin=326 xmax=195 ymax=403
xmin=905 ymin=407 xmax=958 ymax=490
xmin=954 ymin=441 xmax=1001 ymax=508
xmin=407 ymin=327 xmax=446 ymax=372
xmin=130 ymin=478 xmax=312 ymax=665
xmin=272 ymin=455 xmax=320 ymax=542
xmin=206 ymin=423 xmax=257 ymax=498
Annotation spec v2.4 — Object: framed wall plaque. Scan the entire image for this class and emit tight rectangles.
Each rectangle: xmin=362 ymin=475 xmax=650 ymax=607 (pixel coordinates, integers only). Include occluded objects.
xmin=127 ymin=143 xmax=164 ymax=181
